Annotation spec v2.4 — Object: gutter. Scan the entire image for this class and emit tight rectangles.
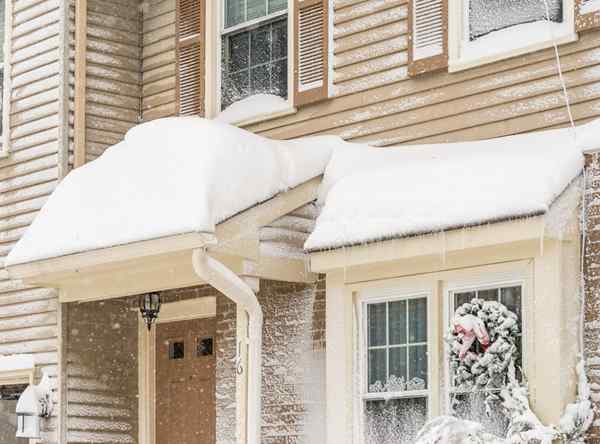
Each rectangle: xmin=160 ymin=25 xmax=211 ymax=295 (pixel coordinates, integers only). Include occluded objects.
xmin=192 ymin=248 xmax=262 ymax=444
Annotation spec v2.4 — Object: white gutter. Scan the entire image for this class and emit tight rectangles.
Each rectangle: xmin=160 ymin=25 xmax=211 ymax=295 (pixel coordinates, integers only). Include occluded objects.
xmin=192 ymin=248 xmax=262 ymax=444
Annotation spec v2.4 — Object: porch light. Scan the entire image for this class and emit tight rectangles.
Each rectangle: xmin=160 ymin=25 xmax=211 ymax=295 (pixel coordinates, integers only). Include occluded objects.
xmin=16 ymin=373 xmax=53 ymax=439
xmin=139 ymin=292 xmax=161 ymax=330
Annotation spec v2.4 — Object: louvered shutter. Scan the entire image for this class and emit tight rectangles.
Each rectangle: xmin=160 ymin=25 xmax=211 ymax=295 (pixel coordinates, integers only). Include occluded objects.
xmin=294 ymin=0 xmax=329 ymax=106
xmin=408 ymin=0 xmax=448 ymax=77
xmin=176 ymin=0 xmax=205 ymax=116
xmin=576 ymin=0 xmax=600 ymax=31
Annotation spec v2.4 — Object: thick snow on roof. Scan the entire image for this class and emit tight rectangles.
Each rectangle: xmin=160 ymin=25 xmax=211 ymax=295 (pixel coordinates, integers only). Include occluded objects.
xmin=304 ymin=123 xmax=590 ymax=251
xmin=6 ymin=117 xmax=334 ymax=266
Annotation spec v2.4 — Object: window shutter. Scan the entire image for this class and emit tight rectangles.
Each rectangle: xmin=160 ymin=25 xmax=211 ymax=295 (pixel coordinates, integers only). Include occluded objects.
xmin=408 ymin=0 xmax=448 ymax=77
xmin=294 ymin=0 xmax=329 ymax=106
xmin=576 ymin=0 xmax=600 ymax=31
xmin=176 ymin=0 xmax=205 ymax=116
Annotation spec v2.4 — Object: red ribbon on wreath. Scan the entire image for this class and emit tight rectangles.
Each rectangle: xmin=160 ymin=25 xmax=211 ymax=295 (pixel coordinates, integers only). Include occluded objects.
xmin=453 ymin=314 xmax=490 ymax=360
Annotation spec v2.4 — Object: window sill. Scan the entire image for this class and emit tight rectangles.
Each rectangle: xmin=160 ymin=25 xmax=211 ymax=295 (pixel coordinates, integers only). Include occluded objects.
xmin=228 ymin=106 xmax=297 ymax=127
xmin=449 ymin=24 xmax=578 ymax=73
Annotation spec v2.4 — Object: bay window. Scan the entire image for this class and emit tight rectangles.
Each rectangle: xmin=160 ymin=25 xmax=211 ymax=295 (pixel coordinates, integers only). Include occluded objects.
xmin=363 ymin=296 xmax=429 ymax=444
xmin=220 ymin=0 xmax=288 ymax=110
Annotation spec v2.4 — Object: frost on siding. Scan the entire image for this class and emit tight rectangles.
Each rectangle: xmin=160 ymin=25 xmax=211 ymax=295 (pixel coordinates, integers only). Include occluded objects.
xmin=469 ymin=0 xmax=562 ymax=40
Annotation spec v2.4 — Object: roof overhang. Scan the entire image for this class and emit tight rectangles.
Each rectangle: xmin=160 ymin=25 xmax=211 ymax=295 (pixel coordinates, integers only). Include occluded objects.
xmin=309 ymin=215 xmax=553 ymax=273
xmin=7 ymin=176 xmax=321 ymax=303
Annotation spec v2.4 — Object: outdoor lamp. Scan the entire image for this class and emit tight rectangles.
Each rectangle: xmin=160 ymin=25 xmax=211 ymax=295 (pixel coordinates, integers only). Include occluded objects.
xmin=16 ymin=373 xmax=53 ymax=439
xmin=139 ymin=292 xmax=161 ymax=330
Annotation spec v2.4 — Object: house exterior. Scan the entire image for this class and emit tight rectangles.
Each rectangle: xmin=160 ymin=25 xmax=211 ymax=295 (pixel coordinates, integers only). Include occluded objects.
xmin=0 ymin=0 xmax=599 ymax=443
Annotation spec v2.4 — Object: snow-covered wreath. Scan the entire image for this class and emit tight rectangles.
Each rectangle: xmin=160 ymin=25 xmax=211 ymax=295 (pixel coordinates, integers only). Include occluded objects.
xmin=449 ymin=298 xmax=520 ymax=396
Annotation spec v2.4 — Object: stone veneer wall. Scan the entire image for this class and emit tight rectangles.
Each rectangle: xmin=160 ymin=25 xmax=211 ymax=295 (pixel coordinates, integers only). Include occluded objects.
xmin=584 ymin=153 xmax=600 ymax=440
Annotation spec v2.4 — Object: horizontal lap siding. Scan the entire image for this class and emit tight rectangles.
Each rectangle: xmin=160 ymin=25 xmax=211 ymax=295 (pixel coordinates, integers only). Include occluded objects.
xmin=0 ymin=0 xmax=65 ymax=442
xmin=244 ymin=0 xmax=600 ymax=149
xmin=71 ymin=0 xmax=141 ymax=162
xmin=141 ymin=0 xmax=176 ymax=121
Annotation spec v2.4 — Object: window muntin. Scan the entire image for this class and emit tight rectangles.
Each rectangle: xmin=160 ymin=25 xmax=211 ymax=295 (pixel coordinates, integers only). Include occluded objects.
xmin=448 ymin=284 xmax=523 ymax=437
xmin=221 ymin=17 xmax=288 ymax=109
xmin=224 ymin=0 xmax=286 ymax=28
xmin=363 ymin=296 xmax=428 ymax=444
xmin=468 ymin=0 xmax=563 ymax=41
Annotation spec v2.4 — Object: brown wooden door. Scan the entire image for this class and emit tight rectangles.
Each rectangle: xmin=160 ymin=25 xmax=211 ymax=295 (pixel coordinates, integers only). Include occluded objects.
xmin=156 ymin=317 xmax=216 ymax=444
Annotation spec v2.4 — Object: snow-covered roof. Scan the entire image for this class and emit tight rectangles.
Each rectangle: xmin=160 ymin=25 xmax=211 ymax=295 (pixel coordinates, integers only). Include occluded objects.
xmin=6 ymin=117 xmax=598 ymax=266
xmin=5 ymin=118 xmax=335 ymax=266
xmin=304 ymin=122 xmax=594 ymax=251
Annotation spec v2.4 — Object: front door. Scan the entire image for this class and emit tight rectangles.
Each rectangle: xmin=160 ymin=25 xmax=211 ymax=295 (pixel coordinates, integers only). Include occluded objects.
xmin=156 ymin=317 xmax=216 ymax=444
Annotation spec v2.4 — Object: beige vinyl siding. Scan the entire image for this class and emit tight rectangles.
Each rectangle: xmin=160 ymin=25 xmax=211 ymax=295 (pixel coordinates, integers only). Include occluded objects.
xmin=0 ymin=0 xmax=69 ymax=441
xmin=72 ymin=0 xmax=141 ymax=162
xmin=141 ymin=0 xmax=176 ymax=121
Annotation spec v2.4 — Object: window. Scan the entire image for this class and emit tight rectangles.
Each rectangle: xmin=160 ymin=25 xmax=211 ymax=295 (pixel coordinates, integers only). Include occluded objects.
xmin=0 ymin=0 xmax=5 ymax=136
xmin=448 ymin=284 xmax=523 ymax=437
xmin=447 ymin=0 xmax=576 ymax=71
xmin=220 ymin=0 xmax=288 ymax=110
xmin=0 ymin=385 xmax=27 ymax=444
xmin=363 ymin=296 xmax=428 ymax=444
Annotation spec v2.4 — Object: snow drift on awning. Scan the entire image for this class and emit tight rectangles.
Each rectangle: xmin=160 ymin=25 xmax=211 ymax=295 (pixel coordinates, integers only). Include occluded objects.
xmin=6 ymin=118 xmax=335 ymax=266
xmin=304 ymin=122 xmax=595 ymax=251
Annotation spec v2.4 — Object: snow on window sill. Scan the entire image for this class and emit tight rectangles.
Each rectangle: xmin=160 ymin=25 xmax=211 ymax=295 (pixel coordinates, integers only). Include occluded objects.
xmin=449 ymin=21 xmax=578 ymax=73
xmin=215 ymin=94 xmax=297 ymax=127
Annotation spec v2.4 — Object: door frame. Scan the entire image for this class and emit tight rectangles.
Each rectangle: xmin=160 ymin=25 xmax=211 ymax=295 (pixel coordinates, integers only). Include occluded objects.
xmin=138 ymin=297 xmax=217 ymax=444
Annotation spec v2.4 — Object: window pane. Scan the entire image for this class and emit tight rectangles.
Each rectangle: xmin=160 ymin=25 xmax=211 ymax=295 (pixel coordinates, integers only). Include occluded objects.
xmin=469 ymin=0 xmax=563 ymax=41
xmin=454 ymin=291 xmax=476 ymax=308
xmin=269 ymin=0 xmax=287 ymax=13
xmin=225 ymin=0 xmax=245 ymax=27
xmin=408 ymin=345 xmax=427 ymax=389
xmin=500 ymin=286 xmax=522 ymax=319
xmin=251 ymin=26 xmax=272 ymax=65
xmin=271 ymin=59 xmax=287 ymax=98
xmin=476 ymin=288 xmax=498 ymax=302
xmin=227 ymin=32 xmax=250 ymax=72
xmin=453 ymin=392 xmax=508 ymax=437
xmin=272 ymin=20 xmax=287 ymax=59
xmin=247 ymin=0 xmax=267 ymax=21
xmin=365 ymin=398 xmax=427 ymax=444
xmin=250 ymin=65 xmax=270 ymax=93
xmin=408 ymin=298 xmax=427 ymax=343
xmin=389 ymin=347 xmax=407 ymax=386
xmin=221 ymin=70 xmax=249 ymax=108
xmin=368 ymin=303 xmax=387 ymax=347
xmin=368 ymin=349 xmax=387 ymax=391
xmin=389 ymin=300 xmax=406 ymax=345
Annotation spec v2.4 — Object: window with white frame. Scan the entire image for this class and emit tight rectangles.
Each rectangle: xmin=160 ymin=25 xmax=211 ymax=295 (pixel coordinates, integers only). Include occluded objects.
xmin=0 ymin=385 xmax=27 ymax=444
xmin=220 ymin=0 xmax=288 ymax=110
xmin=449 ymin=0 xmax=575 ymax=70
xmin=363 ymin=296 xmax=428 ymax=444
xmin=448 ymin=284 xmax=523 ymax=437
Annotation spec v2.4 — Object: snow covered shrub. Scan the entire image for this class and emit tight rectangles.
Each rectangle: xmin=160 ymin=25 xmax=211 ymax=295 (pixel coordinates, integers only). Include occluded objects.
xmin=413 ymin=416 xmax=507 ymax=444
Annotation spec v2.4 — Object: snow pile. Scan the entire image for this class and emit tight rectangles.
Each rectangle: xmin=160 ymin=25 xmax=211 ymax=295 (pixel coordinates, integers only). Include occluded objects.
xmin=216 ymin=94 xmax=290 ymax=124
xmin=6 ymin=117 xmax=335 ymax=266
xmin=305 ymin=123 xmax=588 ymax=251
xmin=414 ymin=416 xmax=506 ymax=444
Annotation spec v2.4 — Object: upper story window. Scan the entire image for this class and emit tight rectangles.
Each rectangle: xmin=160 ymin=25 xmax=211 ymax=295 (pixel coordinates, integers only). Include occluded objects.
xmin=446 ymin=0 xmax=576 ymax=72
xmin=363 ymin=295 xmax=429 ymax=444
xmin=220 ymin=0 xmax=288 ymax=110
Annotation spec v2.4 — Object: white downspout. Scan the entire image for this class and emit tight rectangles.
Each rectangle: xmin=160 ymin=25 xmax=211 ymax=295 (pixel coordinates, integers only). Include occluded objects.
xmin=192 ymin=249 xmax=262 ymax=444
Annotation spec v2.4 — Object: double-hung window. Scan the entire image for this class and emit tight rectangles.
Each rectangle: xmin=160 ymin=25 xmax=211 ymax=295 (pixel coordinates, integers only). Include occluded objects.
xmin=448 ymin=284 xmax=523 ymax=437
xmin=220 ymin=0 xmax=288 ymax=110
xmin=363 ymin=296 xmax=429 ymax=444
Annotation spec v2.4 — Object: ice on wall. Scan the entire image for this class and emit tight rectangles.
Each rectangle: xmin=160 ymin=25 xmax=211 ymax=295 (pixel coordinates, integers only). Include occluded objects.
xmin=469 ymin=0 xmax=562 ymax=40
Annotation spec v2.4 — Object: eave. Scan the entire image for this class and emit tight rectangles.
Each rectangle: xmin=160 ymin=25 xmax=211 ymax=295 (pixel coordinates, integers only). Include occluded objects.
xmin=6 ymin=176 xmax=321 ymax=303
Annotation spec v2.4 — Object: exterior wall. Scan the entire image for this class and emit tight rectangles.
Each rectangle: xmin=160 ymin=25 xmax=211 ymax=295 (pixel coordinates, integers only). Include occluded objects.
xmin=64 ymin=298 xmax=139 ymax=444
xmin=584 ymin=153 xmax=600 ymax=440
xmin=141 ymin=0 xmax=176 ymax=122
xmin=73 ymin=0 xmax=142 ymax=162
xmin=0 ymin=0 xmax=70 ymax=441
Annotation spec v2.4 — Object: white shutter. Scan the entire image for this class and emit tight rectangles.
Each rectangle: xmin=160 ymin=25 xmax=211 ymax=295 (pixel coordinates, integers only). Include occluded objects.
xmin=408 ymin=0 xmax=448 ymax=77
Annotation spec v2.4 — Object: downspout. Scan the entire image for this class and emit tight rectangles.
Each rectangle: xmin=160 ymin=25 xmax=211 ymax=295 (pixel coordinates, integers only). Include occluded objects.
xmin=192 ymin=249 xmax=262 ymax=444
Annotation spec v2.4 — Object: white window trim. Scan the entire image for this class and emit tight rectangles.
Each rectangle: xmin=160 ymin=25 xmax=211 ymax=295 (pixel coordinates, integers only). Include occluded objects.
xmin=442 ymin=277 xmax=527 ymax=415
xmin=356 ymin=290 xmax=432 ymax=443
xmin=208 ymin=0 xmax=296 ymax=124
xmin=448 ymin=0 xmax=578 ymax=72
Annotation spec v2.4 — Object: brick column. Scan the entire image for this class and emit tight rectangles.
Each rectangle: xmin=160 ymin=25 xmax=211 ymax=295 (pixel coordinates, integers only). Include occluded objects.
xmin=584 ymin=153 xmax=600 ymax=441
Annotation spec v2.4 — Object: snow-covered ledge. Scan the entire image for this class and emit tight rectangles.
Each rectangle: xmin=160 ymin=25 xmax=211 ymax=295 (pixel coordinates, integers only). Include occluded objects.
xmin=215 ymin=94 xmax=296 ymax=127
